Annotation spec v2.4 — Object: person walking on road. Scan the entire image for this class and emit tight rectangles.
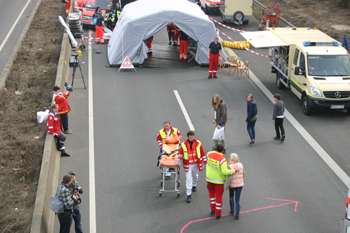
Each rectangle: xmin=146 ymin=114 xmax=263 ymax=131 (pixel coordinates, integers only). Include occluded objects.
xmin=68 ymin=171 xmax=83 ymax=233
xmin=226 ymin=153 xmax=244 ymax=220
xmin=47 ymin=104 xmax=70 ymax=157
xmin=212 ymin=94 xmax=227 ymax=153
xmin=206 ymin=145 xmax=236 ymax=219
xmin=272 ymin=93 xmax=285 ymax=142
xmin=177 ymin=131 xmax=206 ymax=203
xmin=246 ymin=94 xmax=258 ymax=144
xmin=55 ymin=174 xmax=79 ymax=233
xmin=179 ymin=30 xmax=189 ymax=61
xmin=156 ymin=121 xmax=183 ymax=178
xmin=95 ymin=12 xmax=106 ymax=44
xmin=106 ymin=5 xmax=115 ymax=30
xmin=167 ymin=23 xmax=175 ymax=45
xmin=208 ymin=36 xmax=222 ymax=79
xmin=53 ymin=86 xmax=72 ymax=134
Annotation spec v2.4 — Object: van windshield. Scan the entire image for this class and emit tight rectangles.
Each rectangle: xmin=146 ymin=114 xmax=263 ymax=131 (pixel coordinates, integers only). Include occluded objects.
xmin=307 ymin=55 xmax=350 ymax=76
xmin=85 ymin=0 xmax=109 ymax=9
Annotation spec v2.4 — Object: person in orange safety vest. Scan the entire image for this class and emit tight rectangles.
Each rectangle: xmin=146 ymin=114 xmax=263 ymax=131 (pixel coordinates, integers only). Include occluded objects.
xmin=177 ymin=131 xmax=206 ymax=203
xmin=53 ymin=86 xmax=72 ymax=134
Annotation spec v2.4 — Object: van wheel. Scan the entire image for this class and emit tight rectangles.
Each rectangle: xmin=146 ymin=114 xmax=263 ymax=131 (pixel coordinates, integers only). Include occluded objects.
xmin=302 ymin=96 xmax=312 ymax=115
xmin=276 ymin=72 xmax=285 ymax=89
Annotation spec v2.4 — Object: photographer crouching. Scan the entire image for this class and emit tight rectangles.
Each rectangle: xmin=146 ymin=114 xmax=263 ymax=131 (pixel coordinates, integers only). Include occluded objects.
xmin=68 ymin=171 xmax=83 ymax=233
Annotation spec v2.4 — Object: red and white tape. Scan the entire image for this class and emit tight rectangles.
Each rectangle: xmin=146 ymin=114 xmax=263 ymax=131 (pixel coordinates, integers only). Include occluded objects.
xmin=217 ymin=29 xmax=271 ymax=58
xmin=208 ymin=15 xmax=247 ymax=33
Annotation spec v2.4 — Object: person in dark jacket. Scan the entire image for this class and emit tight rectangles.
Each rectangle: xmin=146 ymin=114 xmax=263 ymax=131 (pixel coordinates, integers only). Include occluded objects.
xmin=212 ymin=94 xmax=227 ymax=153
xmin=245 ymin=94 xmax=258 ymax=144
xmin=272 ymin=93 xmax=285 ymax=142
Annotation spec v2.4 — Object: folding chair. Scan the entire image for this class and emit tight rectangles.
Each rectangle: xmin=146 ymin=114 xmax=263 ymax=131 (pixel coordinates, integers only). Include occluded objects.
xmin=221 ymin=55 xmax=236 ymax=72
xmin=229 ymin=57 xmax=241 ymax=75
xmin=237 ymin=60 xmax=250 ymax=78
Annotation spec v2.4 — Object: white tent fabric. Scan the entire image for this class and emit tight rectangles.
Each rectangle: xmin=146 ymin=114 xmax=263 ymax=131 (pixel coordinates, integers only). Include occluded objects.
xmin=107 ymin=0 xmax=218 ymax=65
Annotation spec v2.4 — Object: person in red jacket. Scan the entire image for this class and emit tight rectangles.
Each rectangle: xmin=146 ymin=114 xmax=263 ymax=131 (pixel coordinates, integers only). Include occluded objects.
xmin=47 ymin=104 xmax=70 ymax=157
xmin=177 ymin=131 xmax=206 ymax=203
xmin=53 ymin=86 xmax=72 ymax=134
xmin=65 ymin=0 xmax=71 ymax=16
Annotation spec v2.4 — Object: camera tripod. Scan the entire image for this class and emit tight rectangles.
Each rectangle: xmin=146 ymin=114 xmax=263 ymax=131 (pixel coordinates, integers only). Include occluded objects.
xmin=71 ymin=55 xmax=86 ymax=89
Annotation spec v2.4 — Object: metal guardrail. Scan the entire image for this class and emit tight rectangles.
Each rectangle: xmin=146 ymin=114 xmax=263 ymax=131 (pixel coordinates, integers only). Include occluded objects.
xmin=253 ymin=0 xmax=296 ymax=28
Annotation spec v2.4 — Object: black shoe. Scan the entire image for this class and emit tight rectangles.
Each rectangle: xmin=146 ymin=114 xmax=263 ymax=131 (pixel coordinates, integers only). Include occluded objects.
xmin=61 ymin=152 xmax=70 ymax=157
xmin=273 ymin=136 xmax=280 ymax=140
xmin=235 ymin=216 xmax=239 ymax=220
xmin=230 ymin=211 xmax=234 ymax=216
xmin=187 ymin=195 xmax=191 ymax=203
xmin=169 ymin=42 xmax=171 ymax=45
xmin=250 ymin=139 xmax=255 ymax=144
xmin=213 ymin=76 xmax=218 ymax=79
xmin=210 ymin=210 xmax=215 ymax=216
xmin=281 ymin=134 xmax=285 ymax=142
xmin=216 ymin=215 xmax=221 ymax=220
xmin=192 ymin=186 xmax=196 ymax=192
xmin=208 ymin=76 xmax=212 ymax=79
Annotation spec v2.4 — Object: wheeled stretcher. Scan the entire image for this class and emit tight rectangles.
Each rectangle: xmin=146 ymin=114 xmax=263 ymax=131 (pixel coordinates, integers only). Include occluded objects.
xmin=159 ymin=135 xmax=181 ymax=197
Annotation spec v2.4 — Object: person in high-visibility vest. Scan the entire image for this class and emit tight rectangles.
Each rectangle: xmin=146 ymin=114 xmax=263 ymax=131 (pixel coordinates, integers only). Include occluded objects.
xmin=105 ymin=4 xmax=115 ymax=30
xmin=156 ymin=121 xmax=183 ymax=179
xmin=114 ymin=2 xmax=122 ymax=27
xmin=179 ymin=30 xmax=189 ymax=61
xmin=53 ymin=86 xmax=72 ymax=134
xmin=176 ymin=131 xmax=206 ymax=203
xmin=206 ymin=144 xmax=236 ymax=219
xmin=65 ymin=0 xmax=71 ymax=16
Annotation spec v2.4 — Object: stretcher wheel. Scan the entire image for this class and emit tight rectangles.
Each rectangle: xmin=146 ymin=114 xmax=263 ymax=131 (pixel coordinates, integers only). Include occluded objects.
xmin=177 ymin=180 xmax=180 ymax=188
xmin=177 ymin=193 xmax=180 ymax=197
xmin=160 ymin=181 xmax=163 ymax=187
xmin=159 ymin=192 xmax=162 ymax=197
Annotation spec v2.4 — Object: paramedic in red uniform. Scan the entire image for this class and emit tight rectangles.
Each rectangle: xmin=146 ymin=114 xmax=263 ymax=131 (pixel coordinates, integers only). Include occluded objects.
xmin=53 ymin=86 xmax=72 ymax=134
xmin=156 ymin=121 xmax=183 ymax=179
xmin=47 ymin=104 xmax=70 ymax=157
xmin=167 ymin=23 xmax=175 ymax=45
xmin=146 ymin=36 xmax=154 ymax=54
xmin=177 ymin=131 xmax=206 ymax=203
xmin=208 ymin=36 xmax=223 ymax=79
xmin=95 ymin=12 xmax=106 ymax=44
xmin=179 ymin=31 xmax=189 ymax=61
xmin=65 ymin=0 xmax=71 ymax=16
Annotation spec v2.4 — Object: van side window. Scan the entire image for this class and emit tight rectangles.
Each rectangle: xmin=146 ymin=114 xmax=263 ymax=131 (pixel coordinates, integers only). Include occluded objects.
xmin=293 ymin=49 xmax=299 ymax=66
xmin=300 ymin=53 xmax=306 ymax=72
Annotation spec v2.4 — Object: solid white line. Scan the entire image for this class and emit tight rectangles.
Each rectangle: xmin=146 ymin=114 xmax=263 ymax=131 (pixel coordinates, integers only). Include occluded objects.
xmin=174 ymin=90 xmax=195 ymax=131
xmin=0 ymin=0 xmax=32 ymax=53
xmin=246 ymin=58 xmax=350 ymax=187
xmin=88 ymin=30 xmax=97 ymax=233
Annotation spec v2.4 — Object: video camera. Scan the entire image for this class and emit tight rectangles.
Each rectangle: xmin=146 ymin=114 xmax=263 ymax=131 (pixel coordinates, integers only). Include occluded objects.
xmin=74 ymin=187 xmax=82 ymax=204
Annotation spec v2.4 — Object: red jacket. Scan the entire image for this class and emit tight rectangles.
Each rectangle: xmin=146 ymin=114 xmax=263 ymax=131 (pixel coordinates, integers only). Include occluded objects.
xmin=156 ymin=126 xmax=183 ymax=147
xmin=167 ymin=24 xmax=175 ymax=33
xmin=53 ymin=91 xmax=70 ymax=115
xmin=47 ymin=112 xmax=62 ymax=136
xmin=179 ymin=138 xmax=206 ymax=172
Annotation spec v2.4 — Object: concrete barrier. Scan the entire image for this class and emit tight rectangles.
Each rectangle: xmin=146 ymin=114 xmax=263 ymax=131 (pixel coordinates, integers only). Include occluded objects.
xmin=30 ymin=32 xmax=72 ymax=233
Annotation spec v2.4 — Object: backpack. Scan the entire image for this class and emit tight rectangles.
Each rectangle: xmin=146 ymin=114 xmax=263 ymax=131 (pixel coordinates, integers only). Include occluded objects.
xmin=61 ymin=0 xmax=65 ymax=3
xmin=49 ymin=196 xmax=64 ymax=213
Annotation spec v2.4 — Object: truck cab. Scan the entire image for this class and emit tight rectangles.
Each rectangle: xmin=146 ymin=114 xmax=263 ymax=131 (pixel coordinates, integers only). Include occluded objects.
xmin=289 ymin=41 xmax=350 ymax=114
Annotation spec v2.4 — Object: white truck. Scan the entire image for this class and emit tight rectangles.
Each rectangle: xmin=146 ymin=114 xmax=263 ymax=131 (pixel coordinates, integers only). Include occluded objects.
xmin=241 ymin=28 xmax=350 ymax=115
xmin=220 ymin=0 xmax=253 ymax=25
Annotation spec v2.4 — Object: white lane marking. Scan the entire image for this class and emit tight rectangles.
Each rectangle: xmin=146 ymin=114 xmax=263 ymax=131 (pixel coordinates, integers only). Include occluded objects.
xmin=88 ymin=30 xmax=97 ymax=233
xmin=247 ymin=61 xmax=350 ymax=187
xmin=174 ymin=90 xmax=195 ymax=131
xmin=0 ymin=0 xmax=32 ymax=53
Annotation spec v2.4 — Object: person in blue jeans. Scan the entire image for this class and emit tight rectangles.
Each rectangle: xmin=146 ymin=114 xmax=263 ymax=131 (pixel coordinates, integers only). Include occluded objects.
xmin=226 ymin=153 xmax=244 ymax=219
xmin=245 ymin=94 xmax=258 ymax=144
xmin=68 ymin=171 xmax=83 ymax=233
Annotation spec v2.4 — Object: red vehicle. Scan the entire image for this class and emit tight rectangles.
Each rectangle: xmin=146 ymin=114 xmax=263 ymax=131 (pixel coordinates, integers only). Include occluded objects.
xmin=80 ymin=0 xmax=108 ymax=26
xmin=259 ymin=3 xmax=280 ymax=30
xmin=74 ymin=0 xmax=89 ymax=12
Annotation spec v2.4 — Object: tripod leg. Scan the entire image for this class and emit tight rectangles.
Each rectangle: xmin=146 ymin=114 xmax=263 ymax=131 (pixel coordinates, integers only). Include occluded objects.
xmin=78 ymin=63 xmax=86 ymax=89
xmin=72 ymin=66 xmax=76 ymax=87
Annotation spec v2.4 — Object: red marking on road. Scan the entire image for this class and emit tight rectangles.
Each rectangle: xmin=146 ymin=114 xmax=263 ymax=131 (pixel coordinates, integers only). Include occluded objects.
xmin=180 ymin=198 xmax=299 ymax=233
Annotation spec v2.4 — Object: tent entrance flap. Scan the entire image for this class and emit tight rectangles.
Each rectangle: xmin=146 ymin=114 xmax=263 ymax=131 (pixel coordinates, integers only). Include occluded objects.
xmin=107 ymin=0 xmax=217 ymax=65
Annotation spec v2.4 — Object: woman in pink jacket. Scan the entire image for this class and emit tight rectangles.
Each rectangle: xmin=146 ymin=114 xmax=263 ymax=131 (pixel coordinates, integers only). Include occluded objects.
xmin=226 ymin=153 xmax=244 ymax=219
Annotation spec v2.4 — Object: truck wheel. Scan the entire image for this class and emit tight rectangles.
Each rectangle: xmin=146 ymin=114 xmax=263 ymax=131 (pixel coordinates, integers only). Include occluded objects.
xmin=302 ymin=96 xmax=312 ymax=115
xmin=233 ymin=11 xmax=244 ymax=23
xmin=276 ymin=72 xmax=285 ymax=89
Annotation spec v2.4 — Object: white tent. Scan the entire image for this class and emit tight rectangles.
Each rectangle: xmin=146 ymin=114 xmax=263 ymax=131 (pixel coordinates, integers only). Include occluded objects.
xmin=107 ymin=0 xmax=218 ymax=65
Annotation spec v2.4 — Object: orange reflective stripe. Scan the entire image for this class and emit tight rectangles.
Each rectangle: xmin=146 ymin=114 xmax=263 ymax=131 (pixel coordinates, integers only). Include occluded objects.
xmin=347 ymin=196 xmax=350 ymax=204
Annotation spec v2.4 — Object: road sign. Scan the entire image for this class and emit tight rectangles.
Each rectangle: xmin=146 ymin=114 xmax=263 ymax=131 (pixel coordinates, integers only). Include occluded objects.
xmin=118 ymin=57 xmax=136 ymax=72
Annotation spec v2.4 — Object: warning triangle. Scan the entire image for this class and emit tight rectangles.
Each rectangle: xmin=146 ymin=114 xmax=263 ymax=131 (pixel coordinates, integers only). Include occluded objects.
xmin=119 ymin=56 xmax=136 ymax=72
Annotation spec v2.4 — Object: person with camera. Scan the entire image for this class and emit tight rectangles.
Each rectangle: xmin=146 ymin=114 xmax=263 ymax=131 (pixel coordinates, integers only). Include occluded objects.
xmin=56 ymin=174 xmax=79 ymax=233
xmin=47 ymin=104 xmax=70 ymax=157
xmin=68 ymin=171 xmax=83 ymax=233
xmin=53 ymin=86 xmax=72 ymax=134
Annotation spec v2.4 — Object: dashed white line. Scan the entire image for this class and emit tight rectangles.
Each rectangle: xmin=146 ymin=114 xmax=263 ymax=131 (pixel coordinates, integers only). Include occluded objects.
xmin=88 ymin=30 xmax=97 ymax=233
xmin=174 ymin=90 xmax=195 ymax=131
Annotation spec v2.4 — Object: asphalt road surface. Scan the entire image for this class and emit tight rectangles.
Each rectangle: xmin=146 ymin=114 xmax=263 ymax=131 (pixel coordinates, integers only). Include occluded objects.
xmin=54 ymin=7 xmax=350 ymax=233
xmin=0 ymin=0 xmax=38 ymax=74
